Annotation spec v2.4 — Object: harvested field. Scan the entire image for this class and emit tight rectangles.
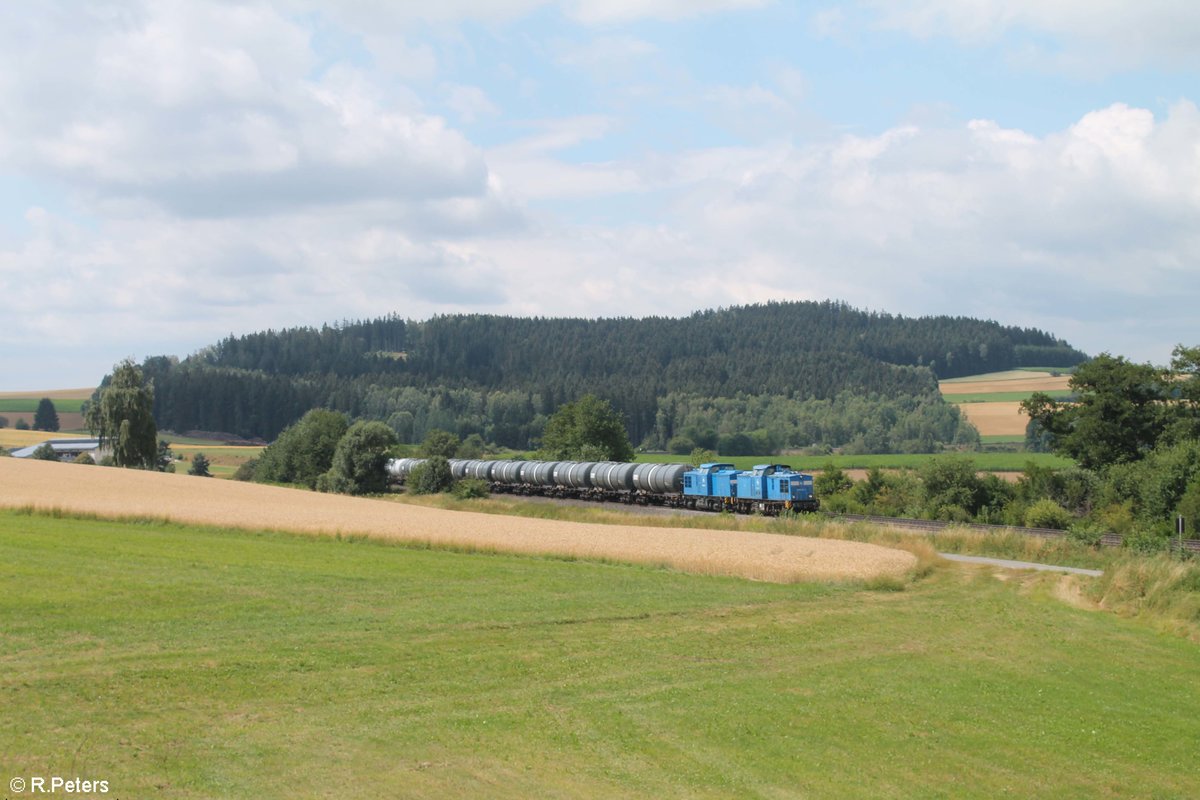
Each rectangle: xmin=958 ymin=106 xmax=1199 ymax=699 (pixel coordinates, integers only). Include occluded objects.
xmin=956 ymin=401 xmax=1030 ymax=437
xmin=0 ymin=387 xmax=93 ymax=400
xmin=939 ymin=375 xmax=1071 ymax=395
xmin=0 ymin=411 xmax=85 ymax=432
xmin=0 ymin=459 xmax=915 ymax=583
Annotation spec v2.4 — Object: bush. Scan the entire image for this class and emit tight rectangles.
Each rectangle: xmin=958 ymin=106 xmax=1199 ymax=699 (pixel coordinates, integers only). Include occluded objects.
xmin=451 ymin=478 xmax=490 ymax=499
xmin=408 ymin=456 xmax=453 ymax=495
xmin=420 ymin=429 xmax=461 ymax=459
xmin=1124 ymin=527 xmax=1172 ymax=555
xmin=1067 ymin=522 xmax=1106 ymax=548
xmin=31 ymin=443 xmax=59 ymax=461
xmin=232 ymin=458 xmax=259 ymax=482
xmin=15 ymin=419 xmax=30 ymax=430
xmin=320 ymin=421 xmax=399 ymax=495
xmin=455 ymin=433 xmax=487 ymax=459
xmin=815 ymin=463 xmax=853 ymax=496
xmin=315 ymin=470 xmax=355 ymax=494
xmin=256 ymin=409 xmax=349 ymax=488
xmin=1024 ymin=498 xmax=1073 ymax=530
xmin=667 ymin=435 xmax=696 ymax=455
xmin=74 ymin=453 xmax=94 ymax=466
xmin=188 ymin=452 xmax=212 ymax=477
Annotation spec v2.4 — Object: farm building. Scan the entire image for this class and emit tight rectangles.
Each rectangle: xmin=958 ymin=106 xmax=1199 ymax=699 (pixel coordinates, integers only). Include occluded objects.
xmin=10 ymin=438 xmax=105 ymax=460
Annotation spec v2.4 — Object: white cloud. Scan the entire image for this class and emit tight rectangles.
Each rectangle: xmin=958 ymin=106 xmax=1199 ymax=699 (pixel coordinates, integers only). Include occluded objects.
xmin=862 ymin=0 xmax=1200 ymax=69
xmin=477 ymin=101 xmax=1200 ymax=362
xmin=0 ymin=3 xmax=501 ymax=219
xmin=283 ymin=0 xmax=768 ymax=27
xmin=569 ymin=0 xmax=771 ymax=25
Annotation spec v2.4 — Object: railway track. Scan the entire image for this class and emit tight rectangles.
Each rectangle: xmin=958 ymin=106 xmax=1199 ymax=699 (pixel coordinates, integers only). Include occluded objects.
xmin=823 ymin=513 xmax=1200 ymax=554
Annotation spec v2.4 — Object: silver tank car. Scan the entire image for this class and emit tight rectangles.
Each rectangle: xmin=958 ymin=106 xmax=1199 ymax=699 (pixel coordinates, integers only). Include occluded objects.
xmin=387 ymin=457 xmax=425 ymax=481
xmin=590 ymin=462 xmax=637 ymax=491
xmin=554 ymin=461 xmax=598 ymax=488
xmin=632 ymin=462 xmax=688 ymax=494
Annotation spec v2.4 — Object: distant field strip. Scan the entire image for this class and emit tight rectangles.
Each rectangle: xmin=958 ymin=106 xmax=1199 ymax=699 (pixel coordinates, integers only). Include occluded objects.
xmin=939 ymin=376 xmax=1071 ymax=394
xmin=0 ymin=388 xmax=93 ymax=400
xmin=0 ymin=429 xmax=89 ymax=448
xmin=945 ymin=390 xmax=1073 ymax=403
xmin=0 ymin=459 xmax=916 ymax=583
xmin=0 ymin=398 xmax=87 ymax=413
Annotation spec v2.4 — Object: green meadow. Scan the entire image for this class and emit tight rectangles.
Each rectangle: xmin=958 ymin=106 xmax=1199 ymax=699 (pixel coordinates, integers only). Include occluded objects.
xmin=0 ymin=398 xmax=87 ymax=414
xmin=2 ymin=510 xmax=1198 ymax=798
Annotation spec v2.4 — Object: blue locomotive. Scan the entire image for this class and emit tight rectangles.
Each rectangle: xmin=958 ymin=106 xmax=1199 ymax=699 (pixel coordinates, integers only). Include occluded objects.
xmin=683 ymin=462 xmax=817 ymax=514
xmin=388 ymin=457 xmax=818 ymax=515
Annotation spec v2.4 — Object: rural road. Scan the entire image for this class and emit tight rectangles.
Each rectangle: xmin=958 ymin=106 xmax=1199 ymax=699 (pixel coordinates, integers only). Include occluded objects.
xmin=937 ymin=553 xmax=1103 ymax=577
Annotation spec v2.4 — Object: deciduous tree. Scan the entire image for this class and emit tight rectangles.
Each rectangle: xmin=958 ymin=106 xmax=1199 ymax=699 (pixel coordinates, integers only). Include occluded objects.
xmin=86 ymin=360 xmax=158 ymax=469
xmin=1022 ymin=354 xmax=1170 ymax=470
xmin=318 ymin=421 xmax=398 ymax=495
xmin=539 ymin=395 xmax=634 ymax=462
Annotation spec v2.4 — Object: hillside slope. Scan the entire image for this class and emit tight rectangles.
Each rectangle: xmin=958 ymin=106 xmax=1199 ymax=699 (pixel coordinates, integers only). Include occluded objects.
xmin=126 ymin=301 xmax=1084 ymax=446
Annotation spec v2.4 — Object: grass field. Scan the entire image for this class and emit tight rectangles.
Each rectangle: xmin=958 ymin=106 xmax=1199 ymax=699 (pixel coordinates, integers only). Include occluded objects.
xmin=0 ymin=398 xmax=87 ymax=413
xmin=2 ymin=509 xmax=1198 ymax=798
xmin=170 ymin=445 xmax=263 ymax=478
xmin=981 ymin=434 xmax=1025 ymax=444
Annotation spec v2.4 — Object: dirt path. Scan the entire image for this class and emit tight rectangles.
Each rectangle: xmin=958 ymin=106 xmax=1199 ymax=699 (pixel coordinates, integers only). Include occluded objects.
xmin=0 ymin=459 xmax=916 ymax=584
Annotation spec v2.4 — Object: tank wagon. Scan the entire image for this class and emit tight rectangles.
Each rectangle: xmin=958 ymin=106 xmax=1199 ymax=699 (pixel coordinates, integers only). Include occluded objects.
xmin=387 ymin=458 xmax=818 ymax=515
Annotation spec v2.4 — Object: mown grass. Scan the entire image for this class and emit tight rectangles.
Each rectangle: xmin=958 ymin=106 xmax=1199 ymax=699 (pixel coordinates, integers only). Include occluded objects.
xmin=2 ymin=509 xmax=1198 ymax=799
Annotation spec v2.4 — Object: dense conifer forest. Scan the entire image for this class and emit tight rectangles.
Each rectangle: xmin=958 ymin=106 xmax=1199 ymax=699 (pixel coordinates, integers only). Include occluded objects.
xmin=136 ymin=301 xmax=1085 ymax=450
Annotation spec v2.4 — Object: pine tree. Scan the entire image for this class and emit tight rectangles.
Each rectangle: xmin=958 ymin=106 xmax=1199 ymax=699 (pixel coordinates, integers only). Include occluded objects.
xmin=33 ymin=398 xmax=59 ymax=432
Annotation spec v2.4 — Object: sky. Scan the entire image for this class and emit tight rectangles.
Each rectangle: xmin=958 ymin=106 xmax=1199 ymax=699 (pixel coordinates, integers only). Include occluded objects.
xmin=1 ymin=1 xmax=1198 ymax=390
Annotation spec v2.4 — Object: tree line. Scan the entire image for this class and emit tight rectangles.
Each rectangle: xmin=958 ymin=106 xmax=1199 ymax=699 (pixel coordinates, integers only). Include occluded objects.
xmin=134 ymin=301 xmax=1083 ymax=450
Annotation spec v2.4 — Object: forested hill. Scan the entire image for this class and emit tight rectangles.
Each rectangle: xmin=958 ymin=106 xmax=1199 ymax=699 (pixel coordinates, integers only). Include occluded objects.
xmin=140 ymin=301 xmax=1086 ymax=447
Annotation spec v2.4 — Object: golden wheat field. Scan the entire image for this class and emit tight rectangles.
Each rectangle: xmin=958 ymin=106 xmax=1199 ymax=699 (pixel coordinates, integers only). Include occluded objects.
xmin=0 ymin=458 xmax=916 ymax=583
xmin=955 ymin=401 xmax=1030 ymax=436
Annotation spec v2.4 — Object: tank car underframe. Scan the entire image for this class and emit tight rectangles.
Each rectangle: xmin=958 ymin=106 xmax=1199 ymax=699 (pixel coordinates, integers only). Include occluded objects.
xmin=486 ymin=481 xmax=818 ymax=515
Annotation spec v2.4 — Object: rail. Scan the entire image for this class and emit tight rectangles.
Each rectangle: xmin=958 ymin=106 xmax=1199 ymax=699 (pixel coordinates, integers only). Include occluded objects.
xmin=823 ymin=513 xmax=1200 ymax=554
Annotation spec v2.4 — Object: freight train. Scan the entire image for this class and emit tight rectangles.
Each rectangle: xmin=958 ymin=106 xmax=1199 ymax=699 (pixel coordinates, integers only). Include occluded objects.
xmin=386 ymin=458 xmax=819 ymax=515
